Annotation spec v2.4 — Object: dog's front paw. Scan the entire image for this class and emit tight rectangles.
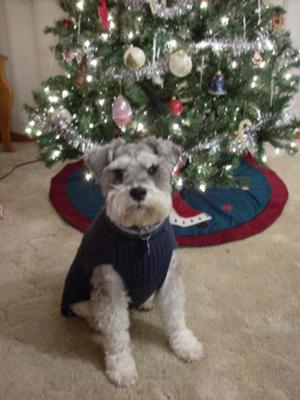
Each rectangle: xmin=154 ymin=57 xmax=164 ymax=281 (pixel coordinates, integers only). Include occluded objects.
xmin=105 ymin=351 xmax=138 ymax=387
xmin=170 ymin=329 xmax=204 ymax=362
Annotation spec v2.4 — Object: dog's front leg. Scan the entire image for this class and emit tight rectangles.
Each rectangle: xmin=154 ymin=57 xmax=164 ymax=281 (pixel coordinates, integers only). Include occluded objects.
xmin=91 ymin=265 xmax=137 ymax=387
xmin=156 ymin=251 xmax=204 ymax=362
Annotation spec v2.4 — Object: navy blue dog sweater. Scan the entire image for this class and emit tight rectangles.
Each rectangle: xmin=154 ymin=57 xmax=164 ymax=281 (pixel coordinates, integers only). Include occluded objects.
xmin=61 ymin=211 xmax=177 ymax=316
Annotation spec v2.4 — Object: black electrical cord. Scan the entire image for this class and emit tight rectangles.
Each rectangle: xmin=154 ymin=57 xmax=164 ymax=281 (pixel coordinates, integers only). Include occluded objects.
xmin=0 ymin=159 xmax=41 ymax=181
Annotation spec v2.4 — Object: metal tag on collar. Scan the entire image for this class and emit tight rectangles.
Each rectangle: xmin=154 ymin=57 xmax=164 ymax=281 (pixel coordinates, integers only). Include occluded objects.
xmin=142 ymin=234 xmax=152 ymax=255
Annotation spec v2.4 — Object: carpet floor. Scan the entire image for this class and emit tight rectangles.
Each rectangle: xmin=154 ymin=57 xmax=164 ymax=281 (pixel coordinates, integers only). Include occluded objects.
xmin=0 ymin=143 xmax=299 ymax=400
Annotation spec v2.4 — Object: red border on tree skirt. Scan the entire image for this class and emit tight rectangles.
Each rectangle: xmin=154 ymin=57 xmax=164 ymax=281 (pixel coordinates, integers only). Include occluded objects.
xmin=49 ymin=153 xmax=289 ymax=247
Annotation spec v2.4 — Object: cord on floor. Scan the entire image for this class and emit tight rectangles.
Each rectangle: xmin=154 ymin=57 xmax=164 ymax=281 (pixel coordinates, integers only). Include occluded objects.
xmin=0 ymin=159 xmax=41 ymax=181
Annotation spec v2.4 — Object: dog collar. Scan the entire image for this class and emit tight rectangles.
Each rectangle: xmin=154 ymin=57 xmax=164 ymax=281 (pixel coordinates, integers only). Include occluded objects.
xmin=105 ymin=214 xmax=166 ymax=251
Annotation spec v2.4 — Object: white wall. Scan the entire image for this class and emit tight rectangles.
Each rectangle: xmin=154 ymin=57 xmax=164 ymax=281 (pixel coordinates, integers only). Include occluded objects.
xmin=0 ymin=0 xmax=64 ymax=133
xmin=0 ymin=0 xmax=300 ymax=133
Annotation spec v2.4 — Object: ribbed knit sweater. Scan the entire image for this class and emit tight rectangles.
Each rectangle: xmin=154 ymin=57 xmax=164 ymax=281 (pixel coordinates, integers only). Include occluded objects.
xmin=61 ymin=211 xmax=177 ymax=316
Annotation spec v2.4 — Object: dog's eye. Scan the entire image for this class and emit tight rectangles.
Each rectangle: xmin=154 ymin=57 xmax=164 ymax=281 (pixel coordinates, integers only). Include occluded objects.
xmin=148 ymin=165 xmax=158 ymax=176
xmin=113 ymin=169 xmax=124 ymax=184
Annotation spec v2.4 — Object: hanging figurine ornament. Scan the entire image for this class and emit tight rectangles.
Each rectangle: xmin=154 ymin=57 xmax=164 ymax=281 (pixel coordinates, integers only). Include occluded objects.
xmin=112 ymin=95 xmax=133 ymax=130
xmin=252 ymin=51 xmax=263 ymax=67
xmin=209 ymin=71 xmax=227 ymax=96
xmin=130 ymin=0 xmax=194 ymax=19
xmin=234 ymin=119 xmax=253 ymax=141
xmin=124 ymin=45 xmax=146 ymax=70
xmin=98 ymin=0 xmax=109 ymax=30
xmin=62 ymin=18 xmax=74 ymax=29
xmin=168 ymin=97 xmax=184 ymax=117
xmin=169 ymin=50 xmax=193 ymax=78
xmin=271 ymin=12 xmax=285 ymax=30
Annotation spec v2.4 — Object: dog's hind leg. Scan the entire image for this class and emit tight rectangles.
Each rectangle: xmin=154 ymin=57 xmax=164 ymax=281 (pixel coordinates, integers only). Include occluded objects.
xmin=90 ymin=264 xmax=138 ymax=387
xmin=156 ymin=250 xmax=204 ymax=362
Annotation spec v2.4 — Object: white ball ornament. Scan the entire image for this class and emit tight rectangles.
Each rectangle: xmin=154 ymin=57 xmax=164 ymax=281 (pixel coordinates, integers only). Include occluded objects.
xmin=124 ymin=45 xmax=146 ymax=70
xmin=169 ymin=50 xmax=193 ymax=78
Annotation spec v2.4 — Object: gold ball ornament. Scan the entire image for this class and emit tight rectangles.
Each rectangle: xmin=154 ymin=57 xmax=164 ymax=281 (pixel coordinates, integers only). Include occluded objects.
xmin=169 ymin=50 xmax=193 ymax=78
xmin=124 ymin=45 xmax=146 ymax=70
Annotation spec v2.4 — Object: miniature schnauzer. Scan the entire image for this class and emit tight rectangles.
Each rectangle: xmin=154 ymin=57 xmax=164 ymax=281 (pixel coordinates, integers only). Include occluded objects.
xmin=61 ymin=137 xmax=203 ymax=387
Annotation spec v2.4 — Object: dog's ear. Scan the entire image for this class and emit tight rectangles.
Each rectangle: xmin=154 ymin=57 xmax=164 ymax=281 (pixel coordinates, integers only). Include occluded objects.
xmin=84 ymin=138 xmax=125 ymax=175
xmin=144 ymin=136 xmax=182 ymax=169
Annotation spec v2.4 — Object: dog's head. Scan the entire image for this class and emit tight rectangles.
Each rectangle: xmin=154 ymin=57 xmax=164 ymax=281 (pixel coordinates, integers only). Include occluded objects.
xmin=85 ymin=137 xmax=181 ymax=228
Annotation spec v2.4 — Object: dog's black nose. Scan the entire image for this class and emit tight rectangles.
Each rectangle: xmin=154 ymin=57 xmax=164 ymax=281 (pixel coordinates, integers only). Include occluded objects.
xmin=130 ymin=187 xmax=147 ymax=202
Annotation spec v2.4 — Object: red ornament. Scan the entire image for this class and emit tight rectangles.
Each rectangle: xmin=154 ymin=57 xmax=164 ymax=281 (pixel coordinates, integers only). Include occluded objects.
xmin=172 ymin=157 xmax=186 ymax=177
xmin=98 ymin=0 xmax=109 ymax=30
xmin=271 ymin=14 xmax=284 ymax=30
xmin=169 ymin=97 xmax=183 ymax=117
xmin=62 ymin=19 xmax=73 ymax=29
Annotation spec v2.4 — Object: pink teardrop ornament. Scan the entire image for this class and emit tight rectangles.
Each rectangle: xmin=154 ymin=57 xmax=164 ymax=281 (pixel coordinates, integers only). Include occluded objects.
xmin=112 ymin=95 xmax=133 ymax=130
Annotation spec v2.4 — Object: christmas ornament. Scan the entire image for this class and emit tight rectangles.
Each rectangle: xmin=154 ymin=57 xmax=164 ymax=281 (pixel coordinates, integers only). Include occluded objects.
xmin=169 ymin=50 xmax=193 ymax=78
xmin=62 ymin=19 xmax=73 ymax=29
xmin=271 ymin=13 xmax=284 ymax=30
xmin=252 ymin=51 xmax=263 ymax=67
xmin=172 ymin=156 xmax=187 ymax=177
xmin=62 ymin=49 xmax=77 ymax=63
xmin=98 ymin=0 xmax=109 ymax=30
xmin=124 ymin=45 xmax=146 ymax=70
xmin=234 ymin=119 xmax=252 ymax=141
xmin=168 ymin=97 xmax=183 ymax=117
xmin=112 ymin=95 xmax=133 ymax=130
xmin=51 ymin=107 xmax=73 ymax=126
xmin=209 ymin=71 xmax=227 ymax=96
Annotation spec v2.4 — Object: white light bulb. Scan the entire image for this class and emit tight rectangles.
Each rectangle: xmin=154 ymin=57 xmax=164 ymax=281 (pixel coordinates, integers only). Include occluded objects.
xmin=101 ymin=33 xmax=109 ymax=41
xmin=85 ymin=173 xmax=93 ymax=181
xmin=77 ymin=0 xmax=84 ymax=11
xmin=90 ymin=59 xmax=98 ymax=67
xmin=98 ymin=99 xmax=105 ymax=106
xmin=262 ymin=155 xmax=267 ymax=163
xmin=231 ymin=61 xmax=238 ymax=69
xmin=89 ymin=123 xmax=94 ymax=129
xmin=128 ymin=31 xmax=134 ymax=40
xmin=52 ymin=150 xmax=61 ymax=159
xmin=290 ymin=142 xmax=297 ymax=148
xmin=285 ymin=73 xmax=292 ymax=80
xmin=36 ymin=130 xmax=42 ymax=137
xmin=49 ymin=107 xmax=55 ymax=113
xmin=221 ymin=16 xmax=229 ymax=26
xmin=275 ymin=148 xmax=280 ymax=154
xmin=199 ymin=184 xmax=207 ymax=192
xmin=25 ymin=127 xmax=32 ymax=134
xmin=29 ymin=120 xmax=35 ymax=127
xmin=86 ymin=75 xmax=93 ymax=82
xmin=200 ymin=1 xmax=208 ymax=9
xmin=62 ymin=90 xmax=69 ymax=98
xmin=84 ymin=40 xmax=90 ymax=47
xmin=172 ymin=123 xmax=180 ymax=131
xmin=225 ymin=165 xmax=232 ymax=171
xmin=44 ymin=87 xmax=50 ymax=93
xmin=177 ymin=177 xmax=183 ymax=188
xmin=167 ymin=39 xmax=177 ymax=51
xmin=56 ymin=135 xmax=60 ymax=140
xmin=137 ymin=123 xmax=144 ymax=132
xmin=49 ymin=95 xmax=59 ymax=103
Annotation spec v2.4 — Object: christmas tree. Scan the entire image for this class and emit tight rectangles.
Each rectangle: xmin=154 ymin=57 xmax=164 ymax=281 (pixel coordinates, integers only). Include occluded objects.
xmin=25 ymin=0 xmax=299 ymax=189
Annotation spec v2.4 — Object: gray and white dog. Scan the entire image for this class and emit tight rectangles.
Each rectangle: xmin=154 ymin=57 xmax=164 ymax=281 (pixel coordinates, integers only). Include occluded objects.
xmin=61 ymin=137 xmax=203 ymax=387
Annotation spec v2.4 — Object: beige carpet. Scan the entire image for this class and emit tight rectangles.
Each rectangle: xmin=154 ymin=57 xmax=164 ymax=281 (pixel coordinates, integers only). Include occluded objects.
xmin=0 ymin=143 xmax=300 ymax=400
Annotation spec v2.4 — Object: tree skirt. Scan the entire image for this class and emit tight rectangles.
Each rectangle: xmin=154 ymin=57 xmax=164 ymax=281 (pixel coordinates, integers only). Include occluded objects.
xmin=50 ymin=153 xmax=288 ymax=247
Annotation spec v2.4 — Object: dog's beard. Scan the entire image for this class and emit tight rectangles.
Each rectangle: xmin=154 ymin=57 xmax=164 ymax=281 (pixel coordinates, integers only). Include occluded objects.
xmin=106 ymin=186 xmax=172 ymax=228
